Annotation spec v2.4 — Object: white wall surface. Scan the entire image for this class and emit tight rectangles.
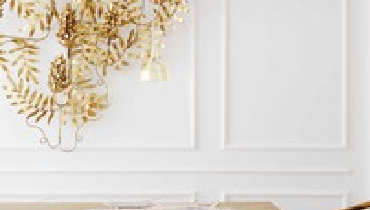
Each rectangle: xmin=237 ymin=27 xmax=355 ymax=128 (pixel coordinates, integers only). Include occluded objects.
xmin=0 ymin=0 xmax=368 ymax=210
xmin=349 ymin=0 xmax=370 ymax=204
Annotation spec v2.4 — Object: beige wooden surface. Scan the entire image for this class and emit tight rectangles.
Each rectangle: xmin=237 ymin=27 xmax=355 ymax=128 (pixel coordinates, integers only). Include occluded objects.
xmin=0 ymin=202 xmax=280 ymax=210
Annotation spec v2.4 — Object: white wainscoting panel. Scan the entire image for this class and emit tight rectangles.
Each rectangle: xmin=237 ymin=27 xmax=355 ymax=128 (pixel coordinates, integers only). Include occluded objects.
xmin=222 ymin=0 xmax=348 ymax=149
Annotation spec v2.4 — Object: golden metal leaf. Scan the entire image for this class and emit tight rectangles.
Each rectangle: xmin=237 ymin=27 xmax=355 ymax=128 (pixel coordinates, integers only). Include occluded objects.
xmin=28 ymin=91 xmax=36 ymax=103
xmin=47 ymin=110 xmax=54 ymax=125
xmin=17 ymin=3 xmax=22 ymax=16
xmin=35 ymin=93 xmax=43 ymax=107
xmin=10 ymin=0 xmax=15 ymax=10
xmin=27 ymin=109 xmax=38 ymax=119
xmin=35 ymin=111 xmax=46 ymax=122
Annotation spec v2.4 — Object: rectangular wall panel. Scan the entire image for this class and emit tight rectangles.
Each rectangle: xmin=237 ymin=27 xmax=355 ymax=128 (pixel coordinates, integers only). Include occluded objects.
xmin=222 ymin=0 xmax=347 ymax=149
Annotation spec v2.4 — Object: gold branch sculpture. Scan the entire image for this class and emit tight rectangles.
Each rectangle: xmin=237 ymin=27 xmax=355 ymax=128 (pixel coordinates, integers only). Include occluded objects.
xmin=0 ymin=0 xmax=189 ymax=151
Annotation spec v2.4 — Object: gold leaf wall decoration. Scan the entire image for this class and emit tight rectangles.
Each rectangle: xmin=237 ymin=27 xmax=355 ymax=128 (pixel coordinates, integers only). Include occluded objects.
xmin=0 ymin=0 xmax=190 ymax=151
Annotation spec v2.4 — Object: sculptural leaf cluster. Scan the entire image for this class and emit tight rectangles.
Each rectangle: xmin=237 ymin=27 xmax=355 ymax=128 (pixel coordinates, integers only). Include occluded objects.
xmin=0 ymin=0 xmax=189 ymax=151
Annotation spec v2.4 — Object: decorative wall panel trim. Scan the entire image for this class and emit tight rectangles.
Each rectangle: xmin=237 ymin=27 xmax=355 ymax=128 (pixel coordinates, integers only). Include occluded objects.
xmin=0 ymin=192 xmax=197 ymax=202
xmin=221 ymin=191 xmax=349 ymax=208
xmin=0 ymin=2 xmax=198 ymax=152
xmin=220 ymin=0 xmax=348 ymax=150
xmin=0 ymin=168 xmax=352 ymax=174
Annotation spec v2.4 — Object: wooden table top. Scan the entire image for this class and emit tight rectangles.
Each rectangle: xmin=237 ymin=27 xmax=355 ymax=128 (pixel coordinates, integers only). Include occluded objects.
xmin=0 ymin=202 xmax=280 ymax=210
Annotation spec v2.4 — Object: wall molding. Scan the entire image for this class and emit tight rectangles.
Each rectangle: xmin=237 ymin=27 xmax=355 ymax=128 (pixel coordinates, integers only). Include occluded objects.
xmin=220 ymin=0 xmax=348 ymax=150
xmin=0 ymin=1 xmax=198 ymax=152
xmin=0 ymin=168 xmax=352 ymax=174
xmin=221 ymin=191 xmax=349 ymax=208
xmin=0 ymin=192 xmax=197 ymax=202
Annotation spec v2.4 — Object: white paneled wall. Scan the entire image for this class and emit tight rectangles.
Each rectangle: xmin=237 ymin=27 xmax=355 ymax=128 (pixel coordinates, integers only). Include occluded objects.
xmin=1 ymin=0 xmax=369 ymax=210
